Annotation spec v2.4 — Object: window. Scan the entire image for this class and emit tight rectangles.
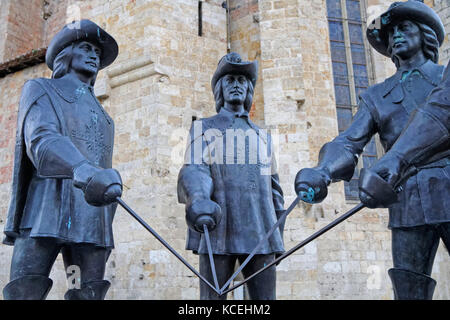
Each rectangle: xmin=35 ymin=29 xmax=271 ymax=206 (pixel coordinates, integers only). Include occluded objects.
xmin=326 ymin=0 xmax=378 ymax=201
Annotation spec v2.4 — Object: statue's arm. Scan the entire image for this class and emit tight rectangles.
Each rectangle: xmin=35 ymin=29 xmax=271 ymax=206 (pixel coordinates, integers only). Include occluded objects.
xmin=265 ymin=134 xmax=286 ymax=237
xmin=23 ymin=93 xmax=122 ymax=205
xmin=177 ymin=128 xmax=222 ymax=232
xmin=177 ymin=123 xmax=214 ymax=205
xmin=317 ymin=101 xmax=377 ymax=182
xmin=363 ymin=78 xmax=450 ymax=194
xmin=271 ymin=173 xmax=284 ymax=215
xmin=387 ymin=102 xmax=449 ymax=169
xmin=178 ymin=164 xmax=222 ymax=233
xmin=295 ymin=100 xmax=377 ymax=203
xmin=177 ymin=163 xmax=214 ymax=205
xmin=271 ymin=172 xmax=286 ymax=238
xmin=268 ymin=139 xmax=284 ymax=215
xmin=23 ymin=94 xmax=87 ymax=179
xmin=399 ymin=68 xmax=450 ymax=165
xmin=373 ymin=60 xmax=450 ymax=177
xmin=424 ymin=101 xmax=449 ymax=132
xmin=416 ymin=58 xmax=450 ymax=134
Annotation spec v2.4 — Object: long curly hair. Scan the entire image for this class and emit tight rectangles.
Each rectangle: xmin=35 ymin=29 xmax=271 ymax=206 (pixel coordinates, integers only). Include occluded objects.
xmin=387 ymin=21 xmax=440 ymax=68
xmin=213 ymin=76 xmax=255 ymax=113
xmin=52 ymin=42 xmax=98 ymax=86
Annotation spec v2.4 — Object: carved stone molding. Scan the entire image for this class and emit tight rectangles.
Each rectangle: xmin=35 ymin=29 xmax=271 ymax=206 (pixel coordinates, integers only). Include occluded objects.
xmin=108 ymin=56 xmax=169 ymax=88
xmin=94 ymin=56 xmax=170 ymax=99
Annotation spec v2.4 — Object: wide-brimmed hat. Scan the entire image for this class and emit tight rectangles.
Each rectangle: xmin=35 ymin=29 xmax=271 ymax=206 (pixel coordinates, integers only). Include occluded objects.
xmin=211 ymin=52 xmax=258 ymax=90
xmin=366 ymin=0 xmax=444 ymax=57
xmin=46 ymin=19 xmax=119 ymax=71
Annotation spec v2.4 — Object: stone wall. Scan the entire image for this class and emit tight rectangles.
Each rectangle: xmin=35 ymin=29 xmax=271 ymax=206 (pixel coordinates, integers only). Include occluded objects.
xmin=0 ymin=0 xmax=10 ymax=61
xmin=0 ymin=0 xmax=43 ymax=61
xmin=228 ymin=0 xmax=266 ymax=124
xmin=434 ymin=0 xmax=450 ymax=63
xmin=0 ymin=0 xmax=448 ymax=300
xmin=0 ymin=0 xmax=69 ymax=63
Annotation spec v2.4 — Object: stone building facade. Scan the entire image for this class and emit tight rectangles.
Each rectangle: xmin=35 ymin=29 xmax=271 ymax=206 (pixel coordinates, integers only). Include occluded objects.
xmin=0 ymin=0 xmax=448 ymax=299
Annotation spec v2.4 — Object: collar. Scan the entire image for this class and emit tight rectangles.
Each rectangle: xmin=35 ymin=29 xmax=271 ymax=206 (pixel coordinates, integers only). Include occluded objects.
xmin=218 ymin=107 xmax=249 ymax=119
xmin=383 ymin=60 xmax=442 ymax=97
xmin=47 ymin=73 xmax=94 ymax=103
xmin=208 ymin=107 xmax=264 ymax=141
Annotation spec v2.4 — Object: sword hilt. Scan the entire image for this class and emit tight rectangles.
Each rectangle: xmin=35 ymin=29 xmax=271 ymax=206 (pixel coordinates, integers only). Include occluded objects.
xmin=297 ymin=183 xmax=317 ymax=203
xmin=195 ymin=215 xmax=215 ymax=233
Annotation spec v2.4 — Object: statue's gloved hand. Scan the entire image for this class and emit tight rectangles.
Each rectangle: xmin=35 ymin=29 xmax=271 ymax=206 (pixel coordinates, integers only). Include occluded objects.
xmin=358 ymin=168 xmax=398 ymax=209
xmin=367 ymin=151 xmax=404 ymax=188
xmin=294 ymin=168 xmax=330 ymax=203
xmin=73 ymin=162 xmax=123 ymax=206
xmin=358 ymin=190 xmax=378 ymax=209
xmin=186 ymin=199 xmax=222 ymax=233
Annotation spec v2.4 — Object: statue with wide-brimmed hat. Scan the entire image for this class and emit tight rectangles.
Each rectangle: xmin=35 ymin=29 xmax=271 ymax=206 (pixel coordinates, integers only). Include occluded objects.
xmin=294 ymin=0 xmax=449 ymax=300
xmin=367 ymin=0 xmax=445 ymax=60
xmin=3 ymin=19 xmax=122 ymax=300
xmin=178 ymin=52 xmax=285 ymax=300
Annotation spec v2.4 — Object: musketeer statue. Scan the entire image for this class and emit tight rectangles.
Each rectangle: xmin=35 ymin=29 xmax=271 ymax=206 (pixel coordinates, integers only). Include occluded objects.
xmin=177 ymin=52 xmax=285 ymax=300
xmin=294 ymin=0 xmax=449 ymax=299
xmin=3 ymin=20 xmax=123 ymax=300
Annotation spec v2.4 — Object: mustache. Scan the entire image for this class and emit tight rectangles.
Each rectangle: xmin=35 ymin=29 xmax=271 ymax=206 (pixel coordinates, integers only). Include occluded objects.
xmin=393 ymin=36 xmax=406 ymax=44
xmin=229 ymin=88 xmax=244 ymax=94
xmin=85 ymin=61 xmax=98 ymax=67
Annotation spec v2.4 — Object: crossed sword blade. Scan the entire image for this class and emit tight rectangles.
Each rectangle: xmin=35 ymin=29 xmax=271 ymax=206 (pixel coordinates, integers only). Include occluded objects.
xmin=116 ymin=198 xmax=221 ymax=295
xmin=221 ymin=202 xmax=365 ymax=295
xmin=116 ymin=165 xmax=418 ymax=296
xmin=115 ymin=190 xmax=364 ymax=296
xmin=220 ymin=167 xmax=418 ymax=295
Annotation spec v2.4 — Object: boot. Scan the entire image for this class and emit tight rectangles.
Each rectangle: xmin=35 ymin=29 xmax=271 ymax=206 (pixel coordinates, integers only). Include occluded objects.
xmin=388 ymin=268 xmax=436 ymax=300
xmin=64 ymin=280 xmax=110 ymax=300
xmin=3 ymin=275 xmax=53 ymax=300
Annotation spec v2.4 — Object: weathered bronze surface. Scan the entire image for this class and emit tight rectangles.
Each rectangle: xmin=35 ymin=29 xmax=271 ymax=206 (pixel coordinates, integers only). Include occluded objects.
xmin=3 ymin=20 xmax=122 ymax=300
xmin=295 ymin=0 xmax=449 ymax=300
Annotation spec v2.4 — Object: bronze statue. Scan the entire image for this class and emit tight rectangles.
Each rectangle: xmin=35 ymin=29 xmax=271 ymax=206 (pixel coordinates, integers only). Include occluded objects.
xmin=294 ymin=0 xmax=449 ymax=299
xmin=360 ymin=61 xmax=449 ymax=206
xmin=177 ymin=52 xmax=285 ymax=300
xmin=2 ymin=20 xmax=122 ymax=300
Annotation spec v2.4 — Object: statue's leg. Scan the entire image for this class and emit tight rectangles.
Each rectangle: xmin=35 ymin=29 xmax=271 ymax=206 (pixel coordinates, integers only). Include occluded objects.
xmin=61 ymin=243 xmax=112 ymax=300
xmin=199 ymin=254 xmax=236 ymax=300
xmin=240 ymin=254 xmax=276 ymax=300
xmin=389 ymin=225 xmax=440 ymax=300
xmin=3 ymin=229 xmax=61 ymax=300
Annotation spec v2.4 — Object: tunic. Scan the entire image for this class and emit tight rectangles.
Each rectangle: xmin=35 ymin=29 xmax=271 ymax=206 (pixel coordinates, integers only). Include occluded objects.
xmin=319 ymin=60 xmax=449 ymax=228
xmin=178 ymin=108 xmax=285 ymax=255
xmin=3 ymin=74 xmax=116 ymax=248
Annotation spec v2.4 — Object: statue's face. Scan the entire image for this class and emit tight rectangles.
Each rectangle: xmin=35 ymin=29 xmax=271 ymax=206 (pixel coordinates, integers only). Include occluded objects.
xmin=222 ymin=74 xmax=249 ymax=106
xmin=388 ymin=20 xmax=422 ymax=60
xmin=70 ymin=41 xmax=101 ymax=76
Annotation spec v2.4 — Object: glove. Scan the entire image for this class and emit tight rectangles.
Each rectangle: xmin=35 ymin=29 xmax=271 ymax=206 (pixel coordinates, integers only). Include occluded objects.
xmin=358 ymin=168 xmax=398 ymax=209
xmin=294 ymin=168 xmax=331 ymax=203
xmin=73 ymin=162 xmax=123 ymax=206
xmin=357 ymin=153 xmax=402 ymax=209
xmin=367 ymin=151 xmax=404 ymax=187
xmin=186 ymin=199 xmax=222 ymax=233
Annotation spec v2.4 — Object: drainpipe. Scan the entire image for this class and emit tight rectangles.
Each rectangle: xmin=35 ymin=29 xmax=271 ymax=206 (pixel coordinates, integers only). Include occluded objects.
xmin=223 ymin=0 xmax=231 ymax=53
